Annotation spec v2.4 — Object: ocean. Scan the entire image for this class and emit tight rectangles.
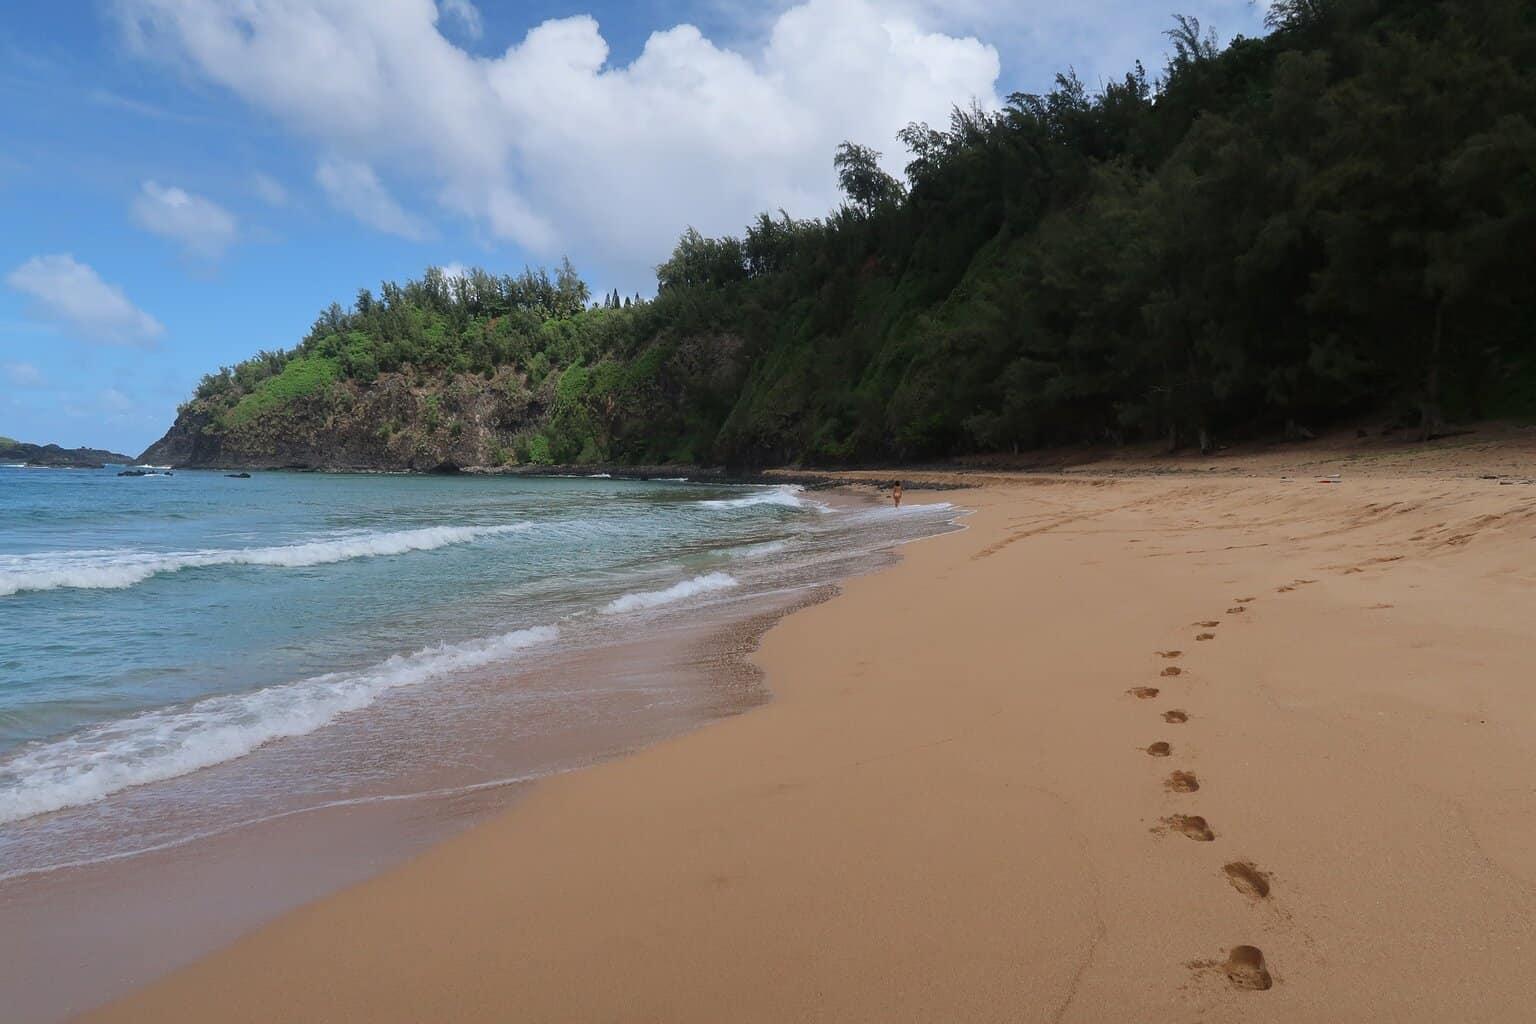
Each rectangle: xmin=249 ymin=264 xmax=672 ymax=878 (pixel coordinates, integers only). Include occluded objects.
xmin=0 ymin=466 xmax=958 ymax=888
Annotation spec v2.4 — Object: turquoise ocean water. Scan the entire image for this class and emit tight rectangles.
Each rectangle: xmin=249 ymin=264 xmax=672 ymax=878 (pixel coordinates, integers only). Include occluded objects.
xmin=0 ymin=465 xmax=957 ymax=879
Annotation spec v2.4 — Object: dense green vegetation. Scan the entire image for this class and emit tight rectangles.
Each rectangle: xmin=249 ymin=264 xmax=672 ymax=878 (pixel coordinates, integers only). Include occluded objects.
xmin=180 ymin=0 xmax=1536 ymax=467
xmin=222 ymin=355 xmax=340 ymax=428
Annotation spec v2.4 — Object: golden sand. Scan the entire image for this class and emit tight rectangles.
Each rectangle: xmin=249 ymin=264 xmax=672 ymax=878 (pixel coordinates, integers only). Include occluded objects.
xmin=84 ymin=434 xmax=1536 ymax=1022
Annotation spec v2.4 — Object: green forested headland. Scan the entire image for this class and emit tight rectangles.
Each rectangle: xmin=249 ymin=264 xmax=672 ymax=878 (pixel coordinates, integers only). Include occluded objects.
xmin=147 ymin=0 xmax=1536 ymax=469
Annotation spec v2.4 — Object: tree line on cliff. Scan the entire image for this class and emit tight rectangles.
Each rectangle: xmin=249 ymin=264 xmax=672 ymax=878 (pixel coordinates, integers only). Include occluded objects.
xmin=176 ymin=0 xmax=1536 ymax=467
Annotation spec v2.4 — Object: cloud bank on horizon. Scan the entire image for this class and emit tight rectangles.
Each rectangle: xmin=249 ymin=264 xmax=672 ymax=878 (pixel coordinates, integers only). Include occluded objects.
xmin=113 ymin=0 xmax=1003 ymax=271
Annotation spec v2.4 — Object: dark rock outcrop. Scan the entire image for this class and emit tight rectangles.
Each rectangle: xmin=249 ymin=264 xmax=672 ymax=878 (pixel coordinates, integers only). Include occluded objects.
xmin=2 ymin=440 xmax=136 ymax=468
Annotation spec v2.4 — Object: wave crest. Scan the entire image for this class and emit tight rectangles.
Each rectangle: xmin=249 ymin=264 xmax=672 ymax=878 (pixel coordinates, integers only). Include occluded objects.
xmin=695 ymin=485 xmax=814 ymax=511
xmin=0 ymin=625 xmax=557 ymax=824
xmin=0 ymin=524 xmax=531 ymax=598
xmin=723 ymin=540 xmax=788 ymax=559
xmin=601 ymin=572 xmax=738 ymax=614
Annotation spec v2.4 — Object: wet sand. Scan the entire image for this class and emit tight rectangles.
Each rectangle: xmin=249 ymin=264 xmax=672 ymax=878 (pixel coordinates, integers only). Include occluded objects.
xmin=82 ymin=434 xmax=1536 ymax=1022
xmin=5 ymin=586 xmax=831 ymax=1023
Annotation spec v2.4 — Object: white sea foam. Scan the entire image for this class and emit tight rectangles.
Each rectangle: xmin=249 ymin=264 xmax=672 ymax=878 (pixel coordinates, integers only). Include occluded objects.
xmin=892 ymin=501 xmax=955 ymax=515
xmin=0 ymin=524 xmax=531 ymax=597
xmin=845 ymin=500 xmax=957 ymax=523
xmin=696 ymin=485 xmax=815 ymax=511
xmin=723 ymin=540 xmax=788 ymax=559
xmin=0 ymin=625 xmax=557 ymax=824
xmin=601 ymin=572 xmax=738 ymax=614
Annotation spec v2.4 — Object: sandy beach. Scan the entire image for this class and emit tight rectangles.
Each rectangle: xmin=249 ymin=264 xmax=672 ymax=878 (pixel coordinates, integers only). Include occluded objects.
xmin=83 ymin=432 xmax=1536 ymax=1022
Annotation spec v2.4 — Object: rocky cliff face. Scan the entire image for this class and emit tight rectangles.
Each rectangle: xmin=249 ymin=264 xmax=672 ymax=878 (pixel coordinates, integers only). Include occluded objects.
xmin=136 ymin=409 xmax=220 ymax=466
xmin=139 ymin=368 xmax=543 ymax=471
xmin=1 ymin=440 xmax=136 ymax=468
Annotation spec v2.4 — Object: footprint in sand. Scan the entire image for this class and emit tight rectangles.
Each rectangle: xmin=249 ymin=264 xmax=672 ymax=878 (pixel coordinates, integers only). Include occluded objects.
xmin=1157 ymin=650 xmax=1183 ymax=659
xmin=1162 ymin=710 xmax=1189 ymax=724
xmin=1223 ymin=862 xmax=1271 ymax=899
xmin=1234 ymin=596 xmax=1256 ymax=603
xmin=1224 ymin=946 xmax=1273 ymax=990
xmin=1166 ymin=770 xmax=1199 ymax=793
xmin=1161 ymin=666 xmax=1183 ymax=677
xmin=1146 ymin=742 xmax=1172 ymax=757
xmin=1128 ymin=686 xmax=1160 ymax=699
xmin=1162 ymin=814 xmax=1215 ymax=841
xmin=1195 ymin=633 xmax=1216 ymax=641
xmin=1226 ymin=606 xmax=1247 ymax=614
xmin=1194 ymin=620 xmax=1221 ymax=628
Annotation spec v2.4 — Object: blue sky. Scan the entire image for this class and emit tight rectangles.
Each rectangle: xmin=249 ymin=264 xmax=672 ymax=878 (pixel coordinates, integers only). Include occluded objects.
xmin=0 ymin=1 xmax=1265 ymax=455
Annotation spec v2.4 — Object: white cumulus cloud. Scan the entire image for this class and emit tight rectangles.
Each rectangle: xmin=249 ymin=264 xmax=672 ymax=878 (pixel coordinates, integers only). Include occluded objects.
xmin=316 ymin=156 xmax=434 ymax=241
xmin=904 ymin=0 xmax=1265 ymax=93
xmin=130 ymin=180 xmax=239 ymax=259
xmin=5 ymin=255 xmax=164 ymax=347
xmin=114 ymin=0 xmax=1001 ymax=281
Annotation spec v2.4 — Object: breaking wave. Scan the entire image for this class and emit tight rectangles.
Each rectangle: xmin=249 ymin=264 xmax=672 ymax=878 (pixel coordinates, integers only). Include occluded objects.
xmin=0 ymin=625 xmax=557 ymax=824
xmin=722 ymin=540 xmax=789 ymax=559
xmin=0 ymin=524 xmax=531 ymax=598
xmin=601 ymin=572 xmax=738 ymax=614
xmin=695 ymin=485 xmax=816 ymax=511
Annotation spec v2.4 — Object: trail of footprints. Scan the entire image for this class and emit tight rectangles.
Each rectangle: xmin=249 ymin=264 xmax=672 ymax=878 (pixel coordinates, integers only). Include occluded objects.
xmin=1136 ymin=593 xmax=1281 ymax=993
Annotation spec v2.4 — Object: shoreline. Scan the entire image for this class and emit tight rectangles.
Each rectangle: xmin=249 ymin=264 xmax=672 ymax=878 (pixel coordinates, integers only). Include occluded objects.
xmin=4 ymin=485 xmax=948 ymax=1024
xmin=69 ymin=442 xmax=1536 ymax=1020
xmin=3 ymin=582 xmax=846 ymax=1022
xmin=122 ymin=419 xmax=1536 ymax=482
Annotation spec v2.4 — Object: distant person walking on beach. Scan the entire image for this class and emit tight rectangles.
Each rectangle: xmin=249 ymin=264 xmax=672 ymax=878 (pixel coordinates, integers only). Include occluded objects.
xmin=891 ymin=481 xmax=903 ymax=509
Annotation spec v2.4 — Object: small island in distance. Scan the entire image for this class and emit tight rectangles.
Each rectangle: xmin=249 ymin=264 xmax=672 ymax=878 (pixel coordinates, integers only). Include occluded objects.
xmin=1 ymin=437 xmax=136 ymax=469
